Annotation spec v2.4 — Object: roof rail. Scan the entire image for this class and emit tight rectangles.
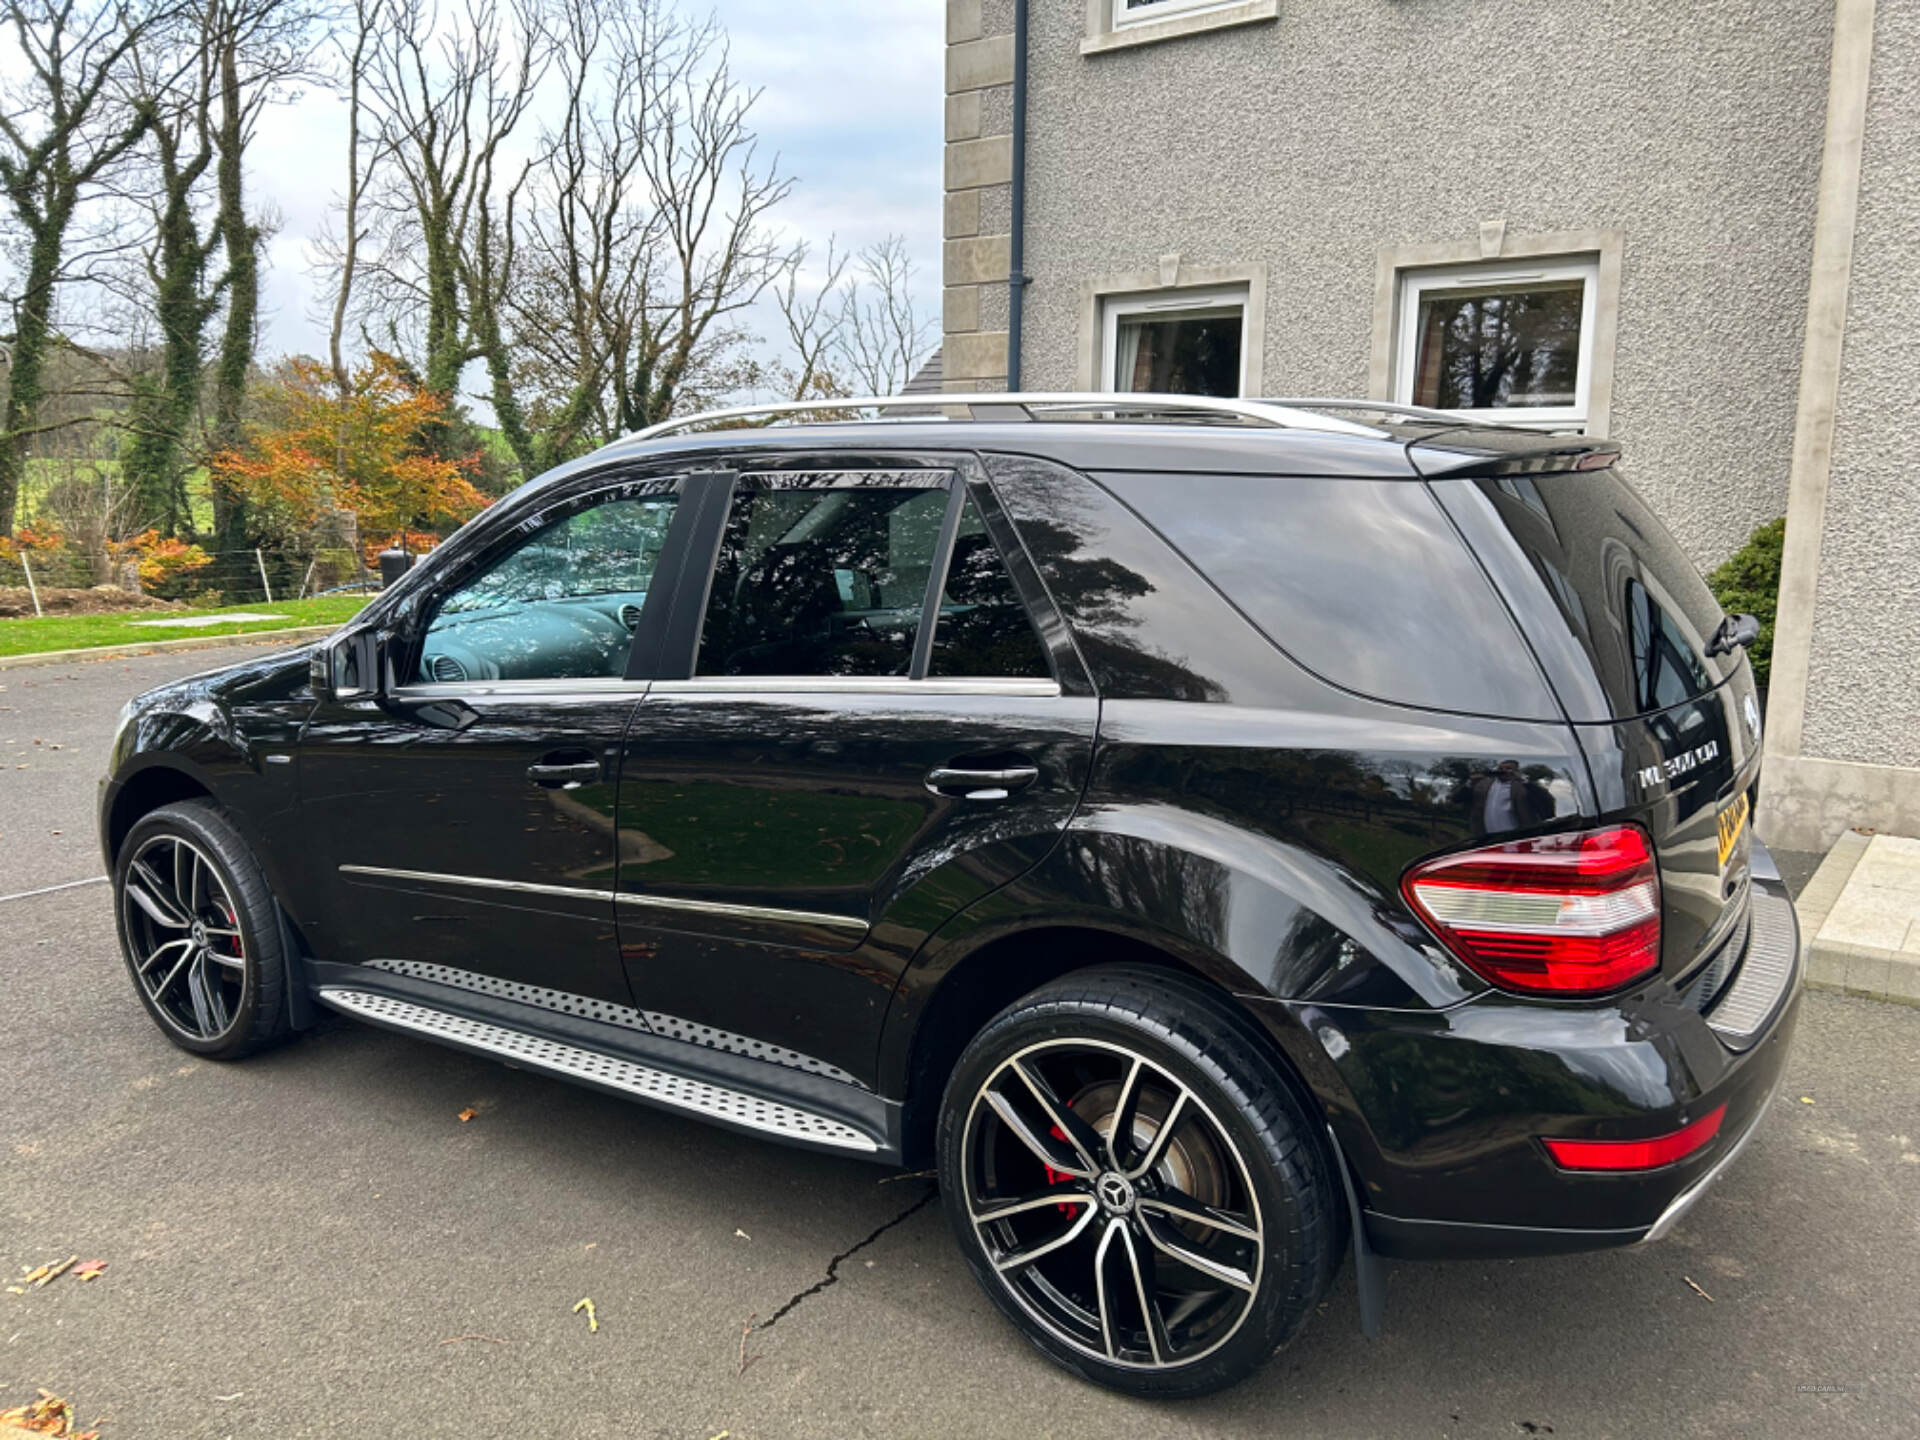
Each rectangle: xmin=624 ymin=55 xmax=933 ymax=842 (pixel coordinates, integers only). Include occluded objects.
xmin=625 ymin=391 xmax=1386 ymax=443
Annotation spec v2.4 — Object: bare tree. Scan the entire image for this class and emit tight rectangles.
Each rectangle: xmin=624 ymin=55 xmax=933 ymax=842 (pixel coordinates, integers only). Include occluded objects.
xmin=772 ymin=238 xmax=849 ymax=400
xmin=832 ymin=235 xmax=934 ymax=397
xmin=326 ymin=0 xmax=382 ymax=396
xmin=772 ymin=234 xmax=934 ymax=400
xmin=504 ymin=0 xmax=795 ymax=461
xmin=0 ymin=0 xmax=172 ymax=535
xmin=361 ymin=0 xmax=547 ymax=456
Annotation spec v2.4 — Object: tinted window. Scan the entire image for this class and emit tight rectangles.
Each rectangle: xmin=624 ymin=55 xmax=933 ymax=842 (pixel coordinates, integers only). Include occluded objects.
xmin=1097 ymin=472 xmax=1559 ymax=719
xmin=416 ymin=494 xmax=676 ymax=683
xmin=697 ymin=480 xmax=948 ymax=678
xmin=927 ymin=496 xmax=1051 ymax=679
xmin=1457 ymin=470 xmax=1734 ymax=721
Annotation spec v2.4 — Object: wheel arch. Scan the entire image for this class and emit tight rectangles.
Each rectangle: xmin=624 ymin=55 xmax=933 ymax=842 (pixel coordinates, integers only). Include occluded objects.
xmin=105 ymin=761 xmax=217 ymax=865
xmin=884 ymin=918 xmax=1329 ymax=1172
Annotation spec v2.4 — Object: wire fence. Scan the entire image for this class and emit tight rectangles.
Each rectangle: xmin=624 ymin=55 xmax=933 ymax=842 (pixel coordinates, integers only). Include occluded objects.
xmin=0 ymin=543 xmax=381 ymax=616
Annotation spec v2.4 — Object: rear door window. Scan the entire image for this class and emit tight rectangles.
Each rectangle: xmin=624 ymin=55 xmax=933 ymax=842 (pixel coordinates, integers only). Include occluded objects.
xmin=1096 ymin=471 xmax=1560 ymax=719
xmin=697 ymin=477 xmax=948 ymax=678
xmin=926 ymin=495 xmax=1052 ymax=679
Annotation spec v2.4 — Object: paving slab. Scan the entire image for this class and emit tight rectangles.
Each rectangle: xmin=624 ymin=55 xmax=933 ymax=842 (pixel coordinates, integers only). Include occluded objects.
xmin=1803 ymin=832 xmax=1920 ymax=1007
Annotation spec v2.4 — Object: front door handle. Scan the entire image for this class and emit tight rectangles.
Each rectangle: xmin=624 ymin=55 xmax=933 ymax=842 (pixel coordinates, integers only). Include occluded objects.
xmin=926 ymin=764 xmax=1040 ymax=801
xmin=527 ymin=759 xmax=602 ymax=790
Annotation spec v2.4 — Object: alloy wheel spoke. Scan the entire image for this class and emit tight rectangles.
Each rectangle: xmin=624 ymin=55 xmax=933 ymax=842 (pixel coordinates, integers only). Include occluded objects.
xmin=1092 ymin=1217 xmax=1125 ymax=1359
xmin=1010 ymin=1059 xmax=1105 ymax=1176
xmin=1106 ymin=1056 xmax=1146 ymax=1172
xmin=1117 ymin=1219 xmax=1171 ymax=1365
xmin=971 ymin=1187 xmax=1096 ymax=1227
xmin=149 ymin=945 xmax=196 ymax=1001
xmin=138 ymin=936 xmax=195 ymax=979
xmin=205 ymin=948 xmax=247 ymax=973
xmin=1125 ymin=1086 xmax=1190 ymax=1180
xmin=992 ymin=1200 xmax=1098 ymax=1274
xmin=1137 ymin=1186 xmax=1262 ymax=1242
xmin=184 ymin=952 xmax=222 ymax=1037
xmin=985 ymin=1086 xmax=1094 ymax=1180
xmin=1138 ymin=1210 xmax=1256 ymax=1293
xmin=127 ymin=861 xmax=189 ymax=927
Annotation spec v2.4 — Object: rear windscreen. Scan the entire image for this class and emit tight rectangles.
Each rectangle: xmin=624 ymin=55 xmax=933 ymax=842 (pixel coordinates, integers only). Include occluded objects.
xmin=1463 ymin=470 xmax=1735 ymax=720
xmin=1095 ymin=472 xmax=1561 ymax=719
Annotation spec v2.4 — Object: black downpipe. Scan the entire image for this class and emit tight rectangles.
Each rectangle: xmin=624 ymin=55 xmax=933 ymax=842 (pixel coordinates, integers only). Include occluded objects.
xmin=1006 ymin=0 xmax=1029 ymax=390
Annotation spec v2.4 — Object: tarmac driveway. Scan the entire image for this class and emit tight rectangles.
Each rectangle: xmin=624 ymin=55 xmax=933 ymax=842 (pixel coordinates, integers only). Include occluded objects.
xmin=1 ymin=644 xmax=1916 ymax=1438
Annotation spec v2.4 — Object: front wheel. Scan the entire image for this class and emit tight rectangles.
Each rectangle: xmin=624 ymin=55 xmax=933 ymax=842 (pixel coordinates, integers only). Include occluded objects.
xmin=113 ymin=799 xmax=294 ymax=1060
xmin=937 ymin=966 xmax=1342 ymax=1398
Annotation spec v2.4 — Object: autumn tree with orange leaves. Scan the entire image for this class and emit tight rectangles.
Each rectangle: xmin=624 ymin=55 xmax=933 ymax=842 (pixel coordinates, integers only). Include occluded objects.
xmin=210 ymin=352 xmax=487 ymax=560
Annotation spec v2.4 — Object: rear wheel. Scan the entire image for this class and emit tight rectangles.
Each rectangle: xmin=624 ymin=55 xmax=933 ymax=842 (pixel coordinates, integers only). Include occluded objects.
xmin=113 ymin=800 xmax=293 ymax=1060
xmin=937 ymin=966 xmax=1342 ymax=1398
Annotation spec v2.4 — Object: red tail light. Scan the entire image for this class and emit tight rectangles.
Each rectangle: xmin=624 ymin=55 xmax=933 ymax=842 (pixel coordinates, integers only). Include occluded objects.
xmin=1402 ymin=825 xmax=1662 ymax=995
xmin=1543 ymin=1105 xmax=1725 ymax=1171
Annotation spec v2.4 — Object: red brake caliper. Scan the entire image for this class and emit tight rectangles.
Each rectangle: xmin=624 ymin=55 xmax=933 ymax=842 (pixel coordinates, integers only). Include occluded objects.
xmin=1043 ymin=1124 xmax=1076 ymax=1213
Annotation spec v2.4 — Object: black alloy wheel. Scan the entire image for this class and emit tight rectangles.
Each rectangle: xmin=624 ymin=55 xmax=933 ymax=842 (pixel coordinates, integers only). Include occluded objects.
xmin=114 ymin=801 xmax=293 ymax=1059
xmin=938 ymin=967 xmax=1341 ymax=1398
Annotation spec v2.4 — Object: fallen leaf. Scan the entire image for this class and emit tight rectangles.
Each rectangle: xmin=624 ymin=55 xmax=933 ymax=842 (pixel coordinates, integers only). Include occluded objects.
xmin=31 ymin=1258 xmax=76 ymax=1289
xmin=1800 ymin=1096 xmax=1815 ymax=1105
xmin=1684 ymin=1275 xmax=1714 ymax=1302
xmin=4 ymin=1287 xmax=23 ymax=1295
xmin=0 ymin=1387 xmax=97 ymax=1438
xmin=456 ymin=1108 xmax=478 ymax=1123
xmin=71 ymin=1262 xmax=106 ymax=1283
xmin=572 ymin=1297 xmax=598 ymax=1334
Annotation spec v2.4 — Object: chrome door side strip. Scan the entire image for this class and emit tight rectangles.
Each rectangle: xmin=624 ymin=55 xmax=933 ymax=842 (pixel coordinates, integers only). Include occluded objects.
xmin=613 ymin=888 xmax=869 ymax=939
xmin=339 ymin=865 xmax=612 ymax=905
xmin=338 ymin=864 xmax=870 ymax=941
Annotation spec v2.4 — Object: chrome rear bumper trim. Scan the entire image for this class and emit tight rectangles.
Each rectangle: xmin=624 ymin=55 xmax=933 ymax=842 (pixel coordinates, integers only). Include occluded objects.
xmin=1641 ymin=1083 xmax=1779 ymax=1244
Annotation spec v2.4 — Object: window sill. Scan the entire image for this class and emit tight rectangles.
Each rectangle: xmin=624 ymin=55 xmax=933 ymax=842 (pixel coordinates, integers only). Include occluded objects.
xmin=1082 ymin=0 xmax=1279 ymax=57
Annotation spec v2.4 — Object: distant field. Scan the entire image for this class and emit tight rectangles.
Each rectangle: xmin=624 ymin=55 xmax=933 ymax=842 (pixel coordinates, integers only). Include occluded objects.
xmin=0 ymin=595 xmax=370 ymax=658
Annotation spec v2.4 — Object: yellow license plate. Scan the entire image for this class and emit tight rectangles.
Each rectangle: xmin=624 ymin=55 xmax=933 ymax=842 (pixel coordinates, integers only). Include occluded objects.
xmin=1716 ymin=791 xmax=1751 ymax=869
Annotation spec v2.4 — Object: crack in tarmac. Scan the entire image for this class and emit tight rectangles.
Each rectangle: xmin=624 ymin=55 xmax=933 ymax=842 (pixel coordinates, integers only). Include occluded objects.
xmin=755 ymin=1185 xmax=938 ymax=1333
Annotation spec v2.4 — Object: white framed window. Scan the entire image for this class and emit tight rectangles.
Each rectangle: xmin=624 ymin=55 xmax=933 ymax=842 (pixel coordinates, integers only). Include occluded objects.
xmin=1393 ymin=256 xmax=1600 ymax=430
xmin=1113 ymin=0 xmax=1243 ymax=27
xmin=1101 ymin=287 xmax=1248 ymax=397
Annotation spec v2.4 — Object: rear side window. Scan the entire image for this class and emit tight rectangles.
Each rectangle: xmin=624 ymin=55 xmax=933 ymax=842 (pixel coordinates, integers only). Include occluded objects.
xmin=1097 ymin=472 xmax=1559 ymax=719
xmin=697 ymin=480 xmax=947 ymax=677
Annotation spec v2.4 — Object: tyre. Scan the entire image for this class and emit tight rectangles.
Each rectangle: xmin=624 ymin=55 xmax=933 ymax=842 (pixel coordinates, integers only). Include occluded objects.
xmin=112 ymin=799 xmax=294 ymax=1060
xmin=936 ymin=965 xmax=1342 ymax=1398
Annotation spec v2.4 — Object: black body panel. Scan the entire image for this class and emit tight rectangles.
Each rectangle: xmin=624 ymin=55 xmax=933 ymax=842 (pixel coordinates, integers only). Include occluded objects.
xmin=98 ymin=415 xmax=1800 ymax=1270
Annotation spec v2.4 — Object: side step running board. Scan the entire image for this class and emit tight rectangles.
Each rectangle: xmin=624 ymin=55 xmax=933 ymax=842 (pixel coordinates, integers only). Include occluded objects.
xmin=317 ymin=987 xmax=880 ymax=1154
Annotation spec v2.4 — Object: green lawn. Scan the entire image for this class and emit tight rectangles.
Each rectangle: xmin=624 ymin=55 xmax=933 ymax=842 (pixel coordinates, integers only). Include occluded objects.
xmin=0 ymin=595 xmax=371 ymax=658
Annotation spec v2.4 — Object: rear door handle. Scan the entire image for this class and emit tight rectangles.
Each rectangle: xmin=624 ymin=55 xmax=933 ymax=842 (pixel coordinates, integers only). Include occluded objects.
xmin=926 ymin=765 xmax=1040 ymax=801
xmin=527 ymin=759 xmax=602 ymax=790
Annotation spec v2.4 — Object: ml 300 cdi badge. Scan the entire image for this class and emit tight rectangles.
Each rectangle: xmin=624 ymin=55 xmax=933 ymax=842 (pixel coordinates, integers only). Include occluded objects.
xmin=100 ymin=395 xmax=1799 ymax=1397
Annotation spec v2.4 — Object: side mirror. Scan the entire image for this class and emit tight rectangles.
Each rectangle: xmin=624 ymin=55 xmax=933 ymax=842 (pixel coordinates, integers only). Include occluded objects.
xmin=310 ymin=627 xmax=384 ymax=702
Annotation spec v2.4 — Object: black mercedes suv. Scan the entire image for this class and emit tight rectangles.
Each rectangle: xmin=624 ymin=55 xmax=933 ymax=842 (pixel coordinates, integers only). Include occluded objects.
xmin=99 ymin=395 xmax=1800 ymax=1397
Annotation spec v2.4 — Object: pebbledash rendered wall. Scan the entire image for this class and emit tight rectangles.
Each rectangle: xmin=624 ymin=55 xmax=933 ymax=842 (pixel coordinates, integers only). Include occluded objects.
xmin=942 ymin=0 xmax=1920 ymax=853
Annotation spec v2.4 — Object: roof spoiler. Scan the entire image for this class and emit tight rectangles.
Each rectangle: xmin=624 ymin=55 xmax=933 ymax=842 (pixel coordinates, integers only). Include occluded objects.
xmin=1407 ymin=430 xmax=1622 ymax=480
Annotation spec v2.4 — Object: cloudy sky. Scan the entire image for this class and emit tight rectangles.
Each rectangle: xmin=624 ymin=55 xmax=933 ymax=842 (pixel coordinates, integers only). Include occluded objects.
xmin=247 ymin=0 xmax=944 ymax=387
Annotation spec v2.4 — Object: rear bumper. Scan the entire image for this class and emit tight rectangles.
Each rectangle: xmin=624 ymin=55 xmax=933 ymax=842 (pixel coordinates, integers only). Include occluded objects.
xmin=1251 ymin=855 xmax=1802 ymax=1261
